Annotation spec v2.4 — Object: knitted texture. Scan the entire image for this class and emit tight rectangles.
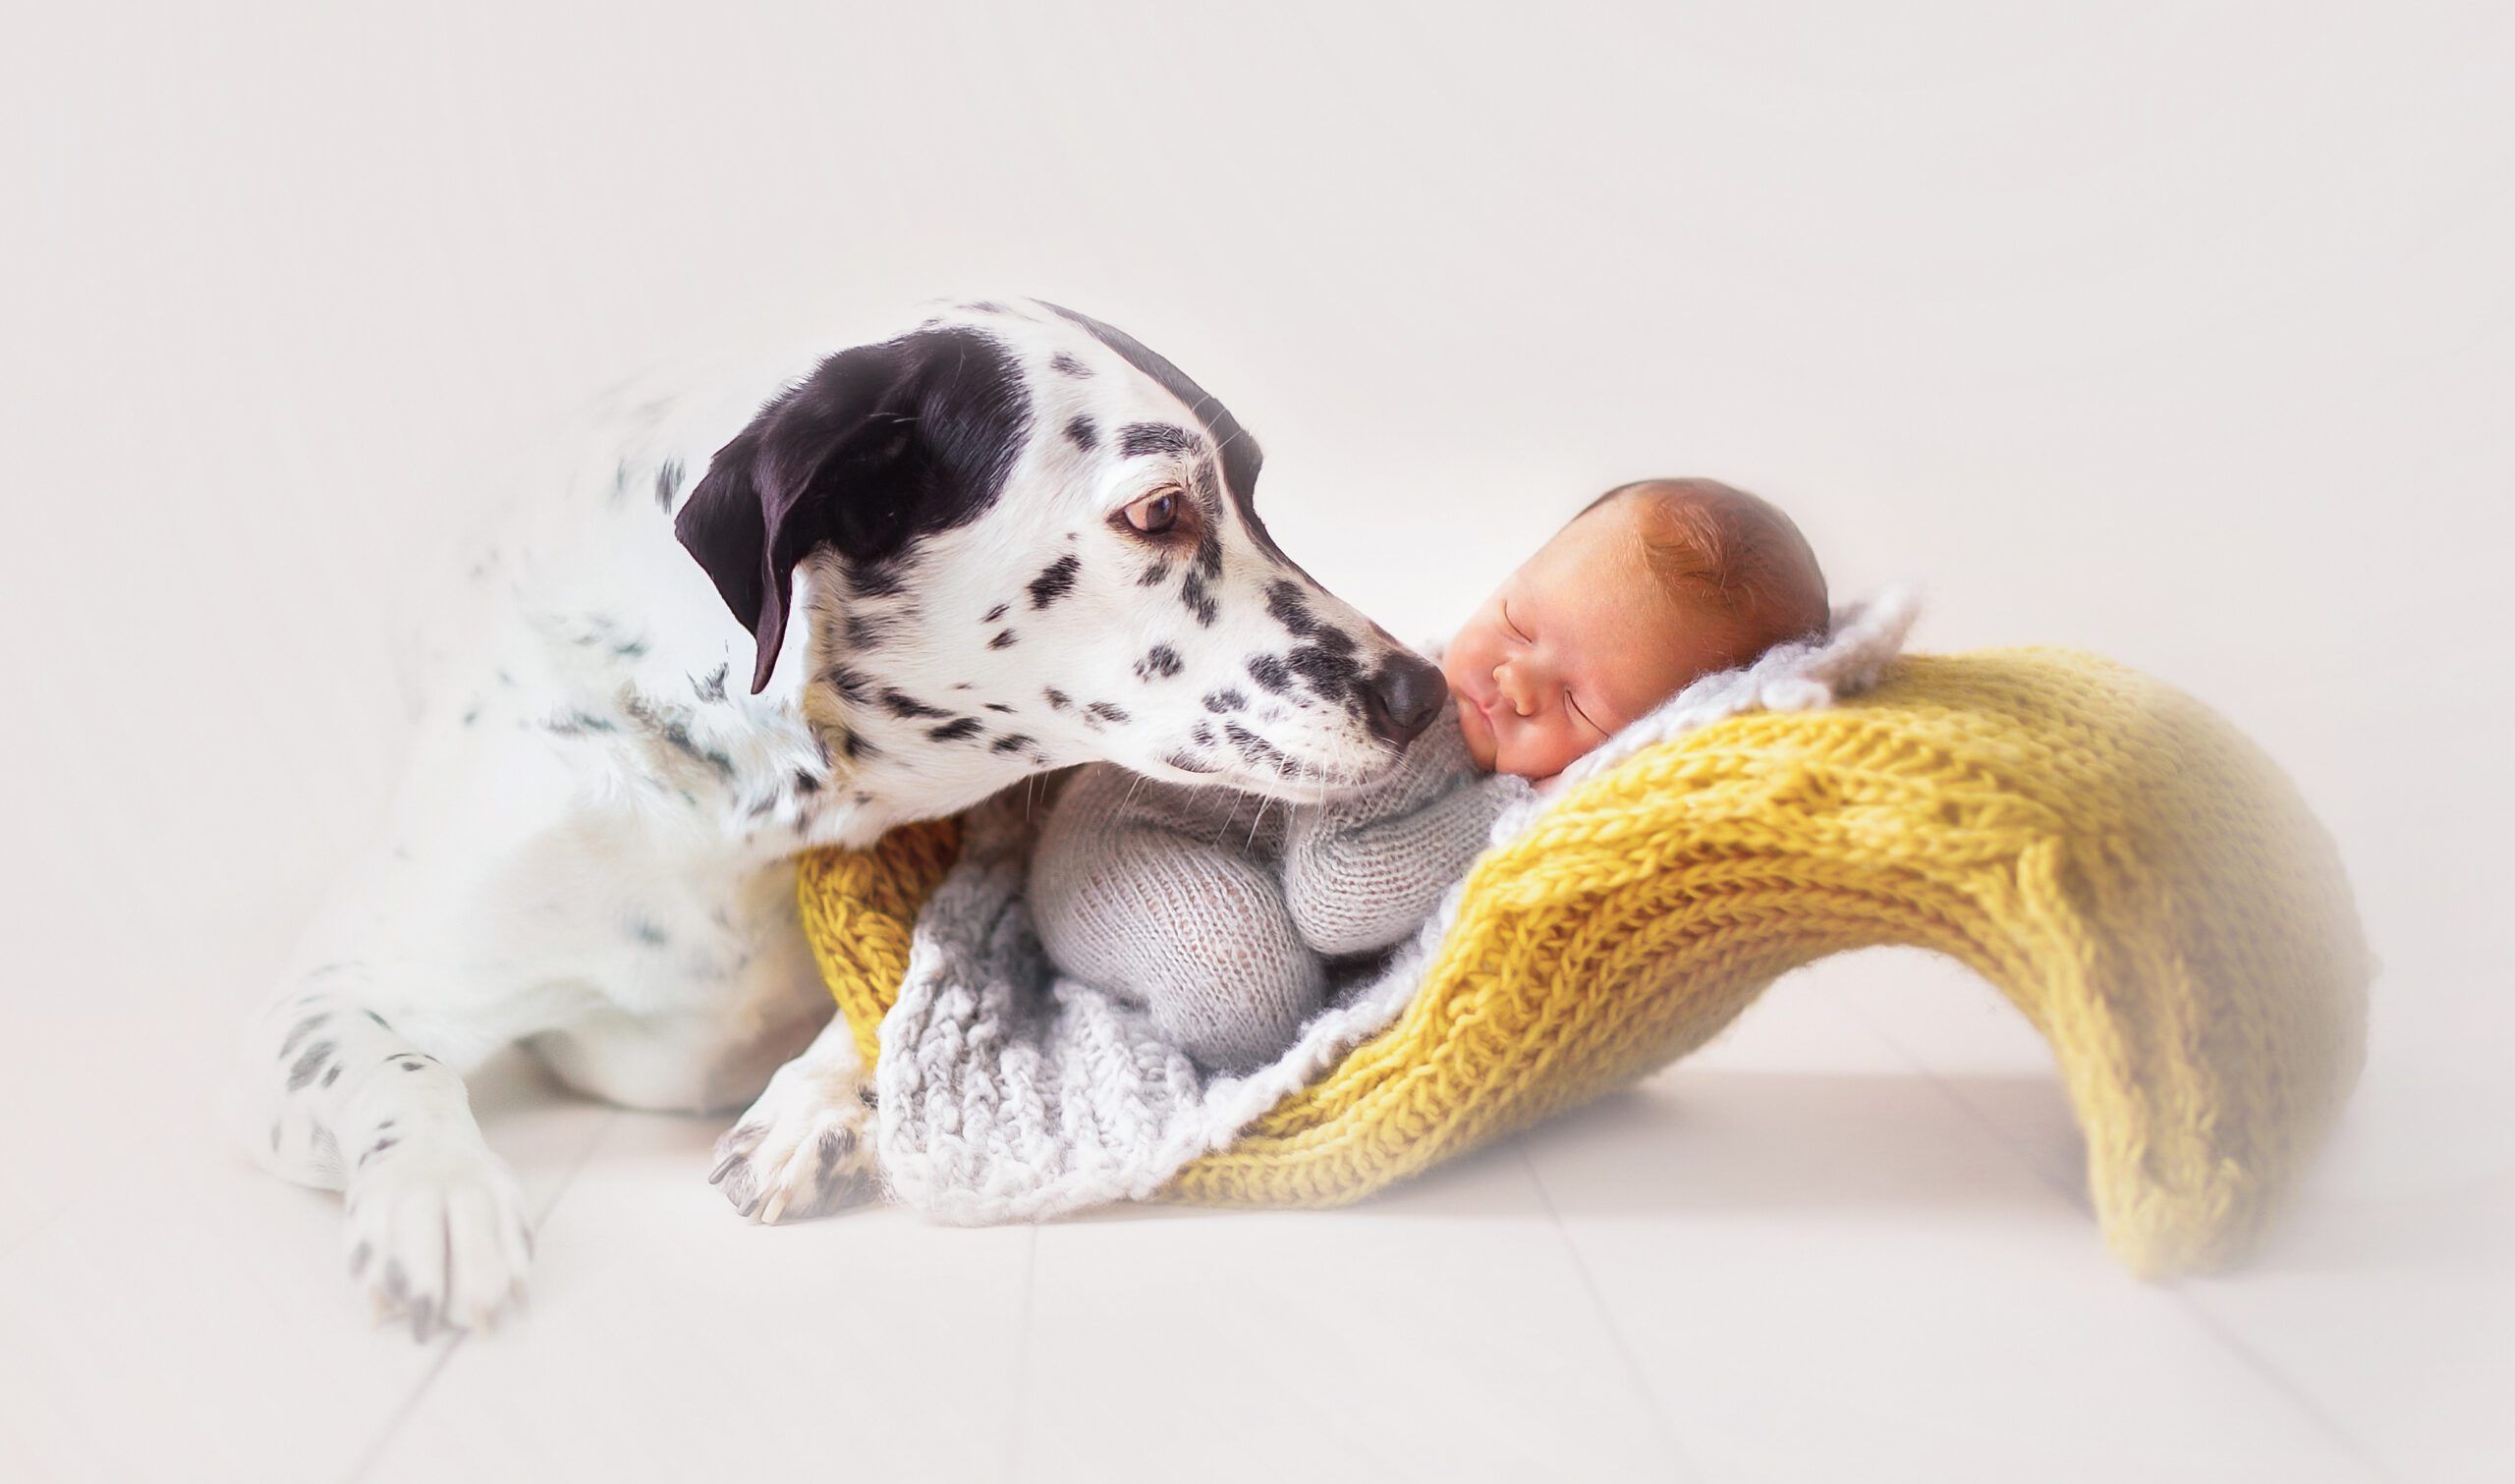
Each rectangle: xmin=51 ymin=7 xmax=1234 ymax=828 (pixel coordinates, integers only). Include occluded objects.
xmin=796 ymin=599 xmax=1915 ymax=1224
xmin=796 ymin=606 xmax=2369 ymax=1275
xmin=1026 ymin=704 xmax=1526 ymax=1072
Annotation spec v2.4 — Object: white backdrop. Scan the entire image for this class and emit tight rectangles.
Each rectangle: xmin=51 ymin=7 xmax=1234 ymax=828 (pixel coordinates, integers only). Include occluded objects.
xmin=2 ymin=3 xmax=2509 ymax=1477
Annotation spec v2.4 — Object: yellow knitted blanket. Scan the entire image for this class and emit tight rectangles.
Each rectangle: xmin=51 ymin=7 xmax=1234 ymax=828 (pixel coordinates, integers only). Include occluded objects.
xmin=798 ymin=648 xmax=2368 ymax=1277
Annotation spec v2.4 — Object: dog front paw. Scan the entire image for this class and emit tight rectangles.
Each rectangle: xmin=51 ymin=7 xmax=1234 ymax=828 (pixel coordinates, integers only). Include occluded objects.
xmin=344 ymin=1141 xmax=532 ymax=1341
xmin=709 ymin=1057 xmax=877 ymax=1225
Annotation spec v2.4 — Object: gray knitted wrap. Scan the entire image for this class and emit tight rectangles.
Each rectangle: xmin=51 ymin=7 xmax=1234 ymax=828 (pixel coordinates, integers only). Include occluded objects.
xmin=867 ymin=595 xmax=1920 ymax=1225
xmin=1027 ymin=699 xmax=1518 ymax=1072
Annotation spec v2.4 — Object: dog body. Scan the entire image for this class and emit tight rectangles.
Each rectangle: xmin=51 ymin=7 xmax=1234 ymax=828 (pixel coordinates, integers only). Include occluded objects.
xmin=229 ymin=300 xmax=1448 ymax=1337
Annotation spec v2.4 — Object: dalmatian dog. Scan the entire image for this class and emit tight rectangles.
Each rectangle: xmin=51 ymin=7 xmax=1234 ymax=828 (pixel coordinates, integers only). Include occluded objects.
xmin=226 ymin=299 xmax=1448 ymax=1339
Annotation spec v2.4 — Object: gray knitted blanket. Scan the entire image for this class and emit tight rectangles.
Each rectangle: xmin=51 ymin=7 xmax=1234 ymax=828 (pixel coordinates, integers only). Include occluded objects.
xmin=868 ymin=592 xmax=1919 ymax=1223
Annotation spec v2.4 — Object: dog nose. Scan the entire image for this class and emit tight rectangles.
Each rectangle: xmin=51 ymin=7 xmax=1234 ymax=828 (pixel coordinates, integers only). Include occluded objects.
xmin=1362 ymin=653 xmax=1447 ymax=748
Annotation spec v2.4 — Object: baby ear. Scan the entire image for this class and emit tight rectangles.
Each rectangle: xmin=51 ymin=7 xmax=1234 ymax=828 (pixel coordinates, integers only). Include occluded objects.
xmin=673 ymin=341 xmax=924 ymax=694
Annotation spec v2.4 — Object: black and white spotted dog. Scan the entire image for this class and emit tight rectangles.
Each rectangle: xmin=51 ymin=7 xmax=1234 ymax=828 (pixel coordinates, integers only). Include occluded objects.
xmin=228 ymin=299 xmax=1447 ymax=1339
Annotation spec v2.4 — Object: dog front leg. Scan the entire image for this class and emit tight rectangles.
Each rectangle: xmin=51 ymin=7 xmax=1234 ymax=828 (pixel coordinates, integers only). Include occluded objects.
xmin=227 ymin=964 xmax=534 ymax=1340
xmin=707 ymin=1010 xmax=879 ymax=1224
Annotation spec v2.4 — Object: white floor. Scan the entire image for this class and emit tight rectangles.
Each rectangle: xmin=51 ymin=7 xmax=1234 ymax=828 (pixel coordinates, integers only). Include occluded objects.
xmin=3 ymin=947 xmax=2504 ymax=1482
xmin=4 ymin=4 xmax=2512 ymax=1481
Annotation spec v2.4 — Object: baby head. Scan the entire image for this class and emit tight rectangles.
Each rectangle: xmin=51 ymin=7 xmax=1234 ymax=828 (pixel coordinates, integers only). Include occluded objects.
xmin=1442 ymin=478 xmax=1829 ymax=779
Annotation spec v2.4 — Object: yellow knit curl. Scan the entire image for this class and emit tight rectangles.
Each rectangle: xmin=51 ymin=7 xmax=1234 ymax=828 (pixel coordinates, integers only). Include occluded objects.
xmin=798 ymin=649 xmax=2368 ymax=1277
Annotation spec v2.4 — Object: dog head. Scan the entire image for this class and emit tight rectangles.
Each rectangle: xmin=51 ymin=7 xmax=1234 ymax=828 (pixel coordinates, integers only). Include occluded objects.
xmin=675 ymin=299 xmax=1445 ymax=805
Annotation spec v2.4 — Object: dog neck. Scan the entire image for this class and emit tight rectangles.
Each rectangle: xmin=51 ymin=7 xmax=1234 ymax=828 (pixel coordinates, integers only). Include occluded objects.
xmin=778 ymin=588 xmax=1057 ymax=852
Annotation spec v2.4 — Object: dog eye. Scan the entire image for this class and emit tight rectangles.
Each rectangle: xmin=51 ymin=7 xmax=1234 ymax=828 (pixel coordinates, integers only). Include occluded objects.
xmin=1123 ymin=490 xmax=1182 ymax=534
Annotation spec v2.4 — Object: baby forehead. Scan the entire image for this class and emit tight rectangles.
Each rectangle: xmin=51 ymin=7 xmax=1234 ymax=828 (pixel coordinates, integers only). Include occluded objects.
xmin=1524 ymin=498 xmax=1660 ymax=585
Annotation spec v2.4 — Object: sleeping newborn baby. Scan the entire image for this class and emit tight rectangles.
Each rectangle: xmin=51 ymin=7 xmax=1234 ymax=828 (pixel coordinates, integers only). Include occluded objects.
xmin=1029 ymin=478 xmax=1831 ymax=1072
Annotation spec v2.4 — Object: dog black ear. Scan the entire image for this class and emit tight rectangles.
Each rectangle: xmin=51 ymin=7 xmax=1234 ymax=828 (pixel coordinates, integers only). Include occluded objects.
xmin=677 ymin=325 xmax=1031 ymax=693
xmin=672 ymin=339 xmax=929 ymax=694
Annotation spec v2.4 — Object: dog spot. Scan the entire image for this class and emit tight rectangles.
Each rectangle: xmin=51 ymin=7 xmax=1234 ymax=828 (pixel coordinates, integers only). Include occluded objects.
xmin=1265 ymin=579 xmax=1318 ymax=636
xmin=1193 ymin=722 xmax=1215 ymax=745
xmin=1042 ymin=687 xmax=1072 ymax=711
xmin=814 ymin=1127 xmax=856 ymax=1181
xmin=1180 ymin=572 xmax=1218 ymax=627
xmin=1135 ymin=645 xmax=1182 ymax=682
xmin=1117 ymin=422 xmax=1200 ymax=461
xmin=548 ymin=710 xmax=620 ymax=736
xmin=623 ymin=692 xmax=736 ymax=779
xmin=654 ymin=458 xmax=685 ymax=513
xmin=962 ymin=300 xmax=1007 ymax=315
xmin=844 ymin=610 xmax=899 ymax=651
xmin=287 ymin=1041 xmax=334 ymax=1093
xmin=461 ymin=704 xmax=481 ymax=727
xmin=1202 ymin=687 xmax=1246 ymax=713
xmin=991 ymin=629 xmax=1019 ymax=649
xmin=399 ymin=1060 xmax=424 ymax=1072
xmin=879 ymin=687 xmax=952 ymax=720
xmin=1138 ymin=561 xmax=1172 ymax=587
xmin=982 ymin=702 xmax=1015 ymax=714
xmin=982 ymin=602 xmax=1009 ymax=624
xmin=629 ymin=916 xmax=670 ymax=947
xmin=1246 ymin=654 xmax=1292 ymax=693
xmin=321 ymin=1064 xmax=341 ymax=1088
xmin=364 ymin=1010 xmax=389 ymax=1029
xmin=819 ymin=668 xmax=874 ymax=707
xmin=693 ymin=664 xmax=731 ymax=703
xmin=1065 ymin=415 xmax=1097 ymax=452
xmin=793 ymin=769 xmax=822 ymax=796
xmin=279 ymin=1013 xmax=327 ymax=1060
xmin=1085 ymin=701 xmax=1130 ymax=725
xmin=990 ymin=733 xmax=1034 ymax=754
xmin=1195 ymin=525 xmax=1223 ymax=579
xmin=848 ymin=563 xmax=909 ymax=600
xmin=1223 ymin=721 xmax=1295 ymax=772
xmin=928 ymin=717 xmax=983 ymax=742
xmin=1316 ymin=625 xmax=1357 ymax=655
xmin=1288 ymin=643 xmax=1362 ymax=702
xmin=1049 ymin=351 xmax=1092 ymax=378
xmin=1028 ymin=554 xmax=1081 ymax=608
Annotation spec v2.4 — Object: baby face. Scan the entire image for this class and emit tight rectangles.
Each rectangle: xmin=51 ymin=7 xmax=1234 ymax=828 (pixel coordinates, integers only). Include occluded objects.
xmin=1440 ymin=500 xmax=1730 ymax=780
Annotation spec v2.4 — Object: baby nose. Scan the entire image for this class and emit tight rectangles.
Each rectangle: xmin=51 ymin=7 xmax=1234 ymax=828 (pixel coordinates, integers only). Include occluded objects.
xmin=1494 ymin=661 xmax=1536 ymax=715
